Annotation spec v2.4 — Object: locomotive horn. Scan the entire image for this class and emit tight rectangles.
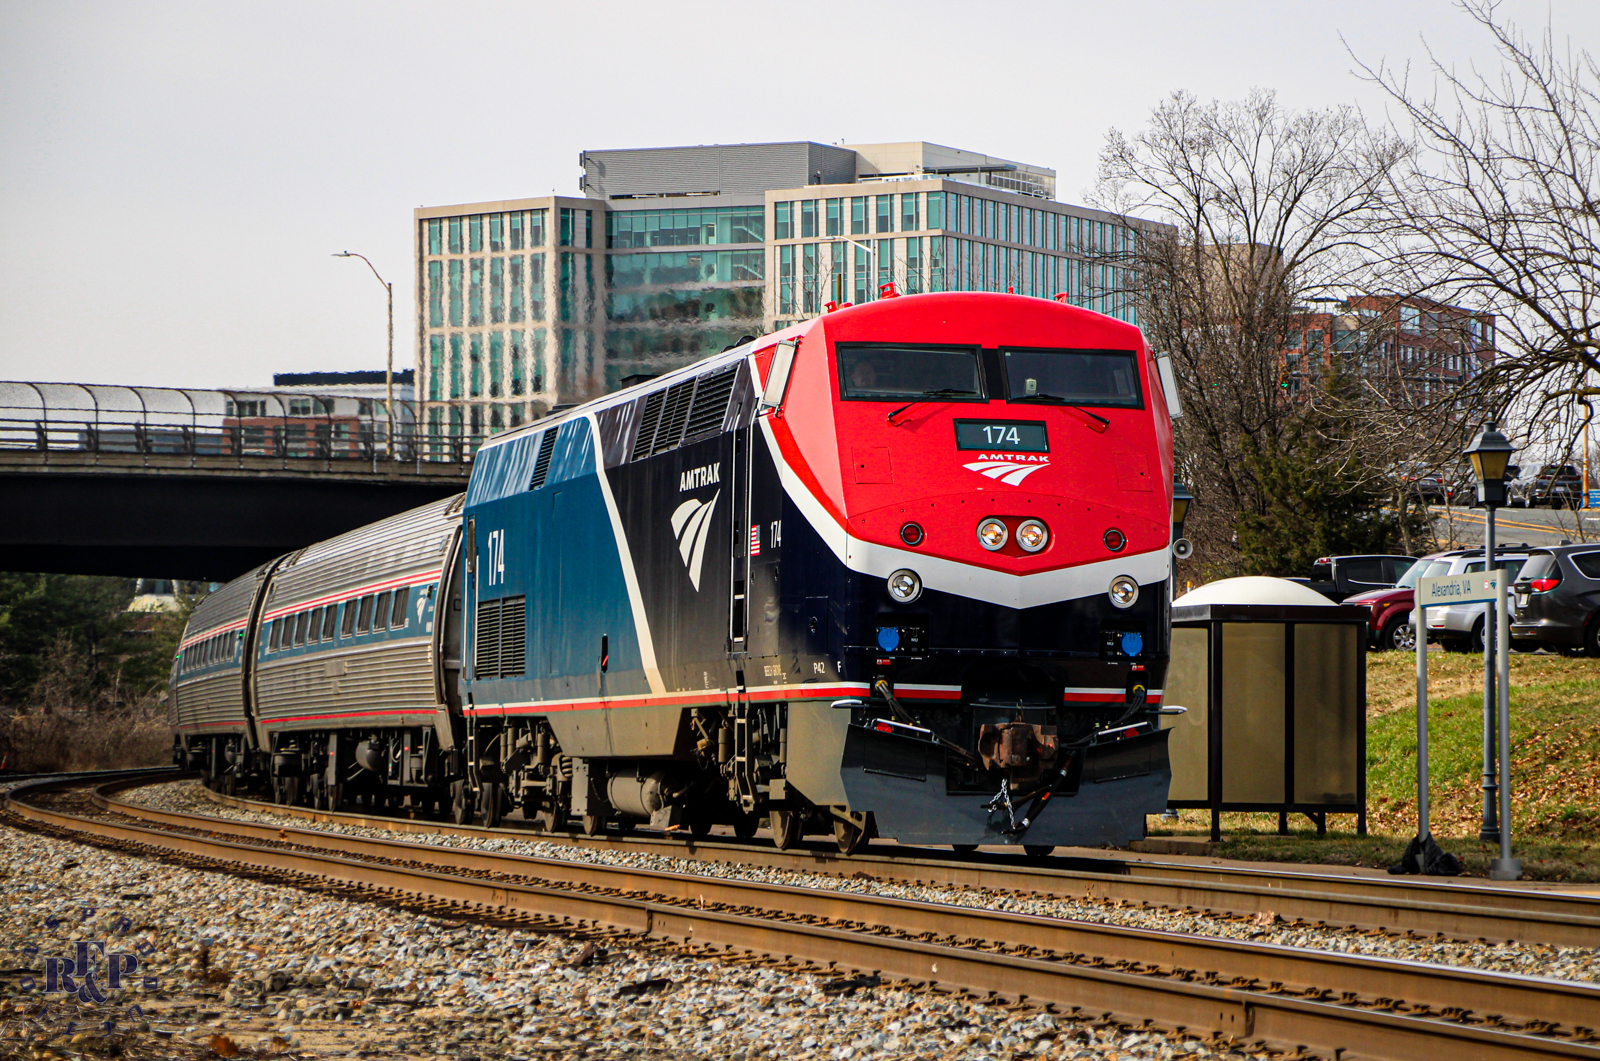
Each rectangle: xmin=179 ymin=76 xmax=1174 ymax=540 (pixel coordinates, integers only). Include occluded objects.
xmin=1172 ymin=538 xmax=1193 ymax=560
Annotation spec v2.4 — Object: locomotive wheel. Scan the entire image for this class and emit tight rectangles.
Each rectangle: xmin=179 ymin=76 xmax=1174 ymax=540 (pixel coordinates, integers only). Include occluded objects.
xmin=450 ymin=781 xmax=471 ymax=825
xmin=536 ymin=802 xmax=563 ymax=833
xmin=769 ymin=809 xmax=801 ymax=850
xmin=733 ymin=811 xmax=761 ymax=840
xmin=833 ymin=817 xmax=869 ymax=855
xmin=480 ymin=782 xmax=504 ymax=828
xmin=581 ymin=812 xmax=605 ymax=836
xmin=1023 ymin=844 xmax=1055 ymax=859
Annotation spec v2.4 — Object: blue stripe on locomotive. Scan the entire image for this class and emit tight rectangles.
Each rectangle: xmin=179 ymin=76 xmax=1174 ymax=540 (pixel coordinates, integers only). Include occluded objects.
xmin=463 ymin=416 xmax=648 ymax=705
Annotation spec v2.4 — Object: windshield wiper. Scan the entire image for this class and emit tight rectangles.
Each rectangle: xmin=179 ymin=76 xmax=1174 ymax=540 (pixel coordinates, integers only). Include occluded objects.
xmin=886 ymin=389 xmax=980 ymax=423
xmin=1010 ymin=393 xmax=1111 ymax=431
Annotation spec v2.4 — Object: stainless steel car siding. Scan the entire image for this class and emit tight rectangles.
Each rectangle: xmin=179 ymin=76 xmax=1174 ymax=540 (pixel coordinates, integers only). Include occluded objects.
xmin=172 ymin=562 xmax=271 ymax=733
xmin=251 ymin=494 xmax=463 ymax=731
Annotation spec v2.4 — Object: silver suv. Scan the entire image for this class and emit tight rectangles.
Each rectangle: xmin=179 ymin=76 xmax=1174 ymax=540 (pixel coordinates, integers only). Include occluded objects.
xmin=1424 ymin=550 xmax=1530 ymax=651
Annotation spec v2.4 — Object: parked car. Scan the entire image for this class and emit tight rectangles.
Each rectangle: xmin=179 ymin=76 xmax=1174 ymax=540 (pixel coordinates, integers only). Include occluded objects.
xmin=1425 ymin=550 xmax=1531 ymax=650
xmin=1516 ymin=464 xmax=1583 ymax=508
xmin=1303 ymin=554 xmax=1416 ymax=603
xmin=1506 ymin=468 xmax=1540 ymax=508
xmin=1347 ymin=550 xmax=1467 ymax=651
xmin=1510 ymin=544 xmax=1600 ymax=655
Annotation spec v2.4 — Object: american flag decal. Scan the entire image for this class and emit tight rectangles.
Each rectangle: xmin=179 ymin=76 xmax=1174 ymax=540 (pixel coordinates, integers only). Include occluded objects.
xmin=749 ymin=523 xmax=761 ymax=556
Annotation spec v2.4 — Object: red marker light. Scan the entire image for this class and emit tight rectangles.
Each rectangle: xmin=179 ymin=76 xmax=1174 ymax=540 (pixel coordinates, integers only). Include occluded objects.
xmin=1103 ymin=528 xmax=1126 ymax=552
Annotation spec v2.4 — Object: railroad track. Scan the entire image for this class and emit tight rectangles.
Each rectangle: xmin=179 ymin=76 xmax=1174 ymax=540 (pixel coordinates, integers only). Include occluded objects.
xmin=193 ymin=776 xmax=1600 ymax=949
xmin=5 ymin=771 xmax=1599 ymax=1061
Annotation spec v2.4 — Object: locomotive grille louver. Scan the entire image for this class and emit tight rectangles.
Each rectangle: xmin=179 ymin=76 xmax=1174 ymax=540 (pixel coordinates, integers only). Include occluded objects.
xmin=529 ymin=430 xmax=558 ymax=489
xmin=631 ymin=390 xmax=666 ymax=461
xmin=683 ymin=367 xmax=737 ymax=442
xmin=474 ymin=596 xmax=526 ymax=680
xmin=652 ymin=380 xmax=696 ymax=454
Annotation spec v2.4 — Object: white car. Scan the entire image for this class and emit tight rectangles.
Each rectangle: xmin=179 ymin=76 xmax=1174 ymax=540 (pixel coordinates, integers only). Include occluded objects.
xmin=1425 ymin=551 xmax=1530 ymax=650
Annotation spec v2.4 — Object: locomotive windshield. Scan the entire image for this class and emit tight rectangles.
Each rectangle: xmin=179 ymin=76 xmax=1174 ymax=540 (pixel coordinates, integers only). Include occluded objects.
xmin=1002 ymin=349 xmax=1142 ymax=408
xmin=837 ymin=343 xmax=983 ymax=401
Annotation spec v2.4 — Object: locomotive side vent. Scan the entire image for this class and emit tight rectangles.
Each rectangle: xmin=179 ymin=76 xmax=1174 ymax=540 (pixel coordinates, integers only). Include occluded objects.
xmin=529 ymin=430 xmax=558 ymax=489
xmin=631 ymin=390 xmax=667 ymax=461
xmin=683 ymin=367 xmax=738 ymax=443
xmin=474 ymin=596 xmax=527 ymax=680
xmin=652 ymin=379 xmax=696 ymax=454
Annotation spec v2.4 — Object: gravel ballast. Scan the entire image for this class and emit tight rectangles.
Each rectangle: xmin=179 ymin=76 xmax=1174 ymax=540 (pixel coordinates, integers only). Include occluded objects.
xmin=119 ymin=780 xmax=1600 ymax=986
xmin=4 ymin=781 xmax=1275 ymax=1060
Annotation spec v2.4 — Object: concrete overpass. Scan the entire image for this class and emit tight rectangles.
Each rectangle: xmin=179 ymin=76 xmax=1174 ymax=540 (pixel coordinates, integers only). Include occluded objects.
xmin=1 ymin=382 xmax=473 ymax=580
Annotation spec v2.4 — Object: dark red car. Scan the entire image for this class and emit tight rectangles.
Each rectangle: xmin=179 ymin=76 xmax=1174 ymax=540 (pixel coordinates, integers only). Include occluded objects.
xmin=1345 ymin=550 xmax=1467 ymax=651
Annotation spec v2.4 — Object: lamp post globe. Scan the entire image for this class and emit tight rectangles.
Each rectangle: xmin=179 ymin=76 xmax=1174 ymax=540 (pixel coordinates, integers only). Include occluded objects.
xmin=1465 ymin=422 xmax=1515 ymax=507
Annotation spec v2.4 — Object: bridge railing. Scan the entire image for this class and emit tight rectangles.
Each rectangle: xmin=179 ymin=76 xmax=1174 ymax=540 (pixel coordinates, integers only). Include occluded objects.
xmin=0 ymin=382 xmax=480 ymax=468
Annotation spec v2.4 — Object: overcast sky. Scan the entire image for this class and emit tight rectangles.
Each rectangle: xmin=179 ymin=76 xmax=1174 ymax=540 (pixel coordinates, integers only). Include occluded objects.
xmin=2 ymin=0 xmax=1594 ymax=391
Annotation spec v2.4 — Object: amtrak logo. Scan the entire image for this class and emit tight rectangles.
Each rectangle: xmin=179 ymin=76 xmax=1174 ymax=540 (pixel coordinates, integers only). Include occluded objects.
xmin=963 ymin=453 xmax=1049 ymax=486
xmin=670 ymin=490 xmax=720 ymax=591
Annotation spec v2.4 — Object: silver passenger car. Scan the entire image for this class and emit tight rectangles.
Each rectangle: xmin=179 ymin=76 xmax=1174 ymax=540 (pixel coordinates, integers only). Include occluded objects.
xmin=1423 ymin=550 xmax=1530 ymax=650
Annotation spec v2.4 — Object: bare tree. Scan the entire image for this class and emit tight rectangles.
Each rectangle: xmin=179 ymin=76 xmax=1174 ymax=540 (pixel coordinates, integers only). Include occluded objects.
xmin=1354 ymin=0 xmax=1600 ymax=421
xmin=1095 ymin=90 xmax=1417 ymax=576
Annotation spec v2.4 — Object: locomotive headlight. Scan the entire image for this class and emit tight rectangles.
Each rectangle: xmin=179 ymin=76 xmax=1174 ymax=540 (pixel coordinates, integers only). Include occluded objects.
xmin=976 ymin=518 xmax=1009 ymax=551
xmin=887 ymin=568 xmax=923 ymax=603
xmin=1015 ymin=519 xmax=1049 ymax=553
xmin=1108 ymin=575 xmax=1140 ymax=609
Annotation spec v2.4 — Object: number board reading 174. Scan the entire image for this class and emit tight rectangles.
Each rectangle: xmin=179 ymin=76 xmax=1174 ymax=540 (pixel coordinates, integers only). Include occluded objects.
xmin=954 ymin=420 xmax=1049 ymax=453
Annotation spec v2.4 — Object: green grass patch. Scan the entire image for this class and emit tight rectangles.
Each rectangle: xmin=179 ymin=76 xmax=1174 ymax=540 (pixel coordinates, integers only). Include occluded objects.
xmin=1149 ymin=652 xmax=1600 ymax=882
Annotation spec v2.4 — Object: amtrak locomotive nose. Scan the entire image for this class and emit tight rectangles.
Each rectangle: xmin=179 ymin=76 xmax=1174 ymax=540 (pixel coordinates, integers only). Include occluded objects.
xmin=171 ymin=291 xmax=1176 ymax=855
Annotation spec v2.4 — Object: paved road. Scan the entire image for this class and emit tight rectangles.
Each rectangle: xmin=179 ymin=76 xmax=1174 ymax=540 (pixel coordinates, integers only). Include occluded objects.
xmin=1430 ymin=504 xmax=1600 ymax=548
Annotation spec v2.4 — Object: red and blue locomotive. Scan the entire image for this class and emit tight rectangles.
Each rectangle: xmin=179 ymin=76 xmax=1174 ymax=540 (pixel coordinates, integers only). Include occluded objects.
xmin=173 ymin=291 xmax=1177 ymax=853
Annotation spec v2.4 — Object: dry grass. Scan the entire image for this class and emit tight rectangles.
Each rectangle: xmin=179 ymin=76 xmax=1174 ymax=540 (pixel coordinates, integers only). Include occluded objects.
xmin=1151 ymin=650 xmax=1600 ymax=881
xmin=0 ymin=703 xmax=171 ymax=773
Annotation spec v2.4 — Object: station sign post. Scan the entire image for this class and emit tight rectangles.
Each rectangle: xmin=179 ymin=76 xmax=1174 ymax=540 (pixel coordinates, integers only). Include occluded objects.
xmin=1413 ymin=571 xmax=1520 ymax=879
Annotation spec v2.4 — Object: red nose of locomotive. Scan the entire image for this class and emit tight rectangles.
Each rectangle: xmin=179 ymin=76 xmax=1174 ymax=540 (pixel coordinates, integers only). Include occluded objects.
xmin=764 ymin=292 xmax=1173 ymax=585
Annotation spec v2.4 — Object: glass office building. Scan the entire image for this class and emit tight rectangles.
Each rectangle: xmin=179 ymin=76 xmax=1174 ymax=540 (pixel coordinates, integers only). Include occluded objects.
xmin=414 ymin=142 xmax=1154 ymax=441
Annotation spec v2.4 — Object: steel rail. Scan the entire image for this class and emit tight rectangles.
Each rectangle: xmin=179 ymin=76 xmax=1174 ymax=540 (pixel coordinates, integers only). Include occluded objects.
xmin=3 ymin=772 xmax=1595 ymax=1061
xmin=191 ymin=781 xmax=1600 ymax=948
xmin=87 ymin=777 xmax=1600 ymax=1036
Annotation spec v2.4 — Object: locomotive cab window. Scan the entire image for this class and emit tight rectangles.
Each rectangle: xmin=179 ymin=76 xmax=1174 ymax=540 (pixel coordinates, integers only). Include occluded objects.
xmin=374 ymin=591 xmax=393 ymax=632
xmin=391 ymin=587 xmax=410 ymax=630
xmin=837 ymin=343 xmax=984 ymax=402
xmin=1001 ymin=348 xmax=1143 ymax=408
xmin=340 ymin=601 xmax=356 ymax=639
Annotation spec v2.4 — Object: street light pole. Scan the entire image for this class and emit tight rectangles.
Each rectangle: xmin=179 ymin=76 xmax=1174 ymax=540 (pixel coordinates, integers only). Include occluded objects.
xmin=1464 ymin=422 xmax=1516 ymax=858
xmin=334 ymin=252 xmax=395 ymax=460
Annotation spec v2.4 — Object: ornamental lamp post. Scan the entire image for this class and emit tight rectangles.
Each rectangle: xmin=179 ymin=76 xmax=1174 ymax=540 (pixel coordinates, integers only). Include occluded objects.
xmin=1464 ymin=423 xmax=1516 ymax=869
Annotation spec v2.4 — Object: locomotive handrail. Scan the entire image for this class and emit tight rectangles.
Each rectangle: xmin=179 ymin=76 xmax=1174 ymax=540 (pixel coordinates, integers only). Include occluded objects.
xmin=0 ymin=380 xmax=488 ymax=470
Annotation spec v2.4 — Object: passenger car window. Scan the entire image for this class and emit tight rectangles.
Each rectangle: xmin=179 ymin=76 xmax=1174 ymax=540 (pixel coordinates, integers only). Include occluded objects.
xmin=322 ymin=608 xmax=338 ymax=641
xmin=293 ymin=611 xmax=308 ymax=646
xmin=391 ymin=587 xmax=410 ymax=629
xmin=373 ymin=591 xmax=392 ymax=632
xmin=1570 ymin=552 xmax=1600 ymax=579
xmin=837 ymin=343 xmax=983 ymax=401
xmin=268 ymin=621 xmax=280 ymax=653
xmin=1345 ymin=559 xmax=1387 ymax=585
xmin=340 ymin=601 xmax=356 ymax=638
xmin=1002 ymin=348 xmax=1143 ymax=408
xmin=356 ymin=596 xmax=374 ymax=634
